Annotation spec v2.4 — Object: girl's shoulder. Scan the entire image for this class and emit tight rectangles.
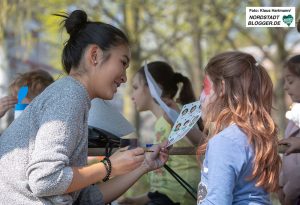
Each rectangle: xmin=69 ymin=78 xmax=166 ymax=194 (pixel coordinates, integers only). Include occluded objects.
xmin=210 ymin=124 xmax=249 ymax=147
xmin=207 ymin=124 xmax=253 ymax=160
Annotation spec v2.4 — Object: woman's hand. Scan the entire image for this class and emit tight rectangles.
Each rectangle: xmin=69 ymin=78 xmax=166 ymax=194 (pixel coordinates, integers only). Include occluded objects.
xmin=279 ymin=136 xmax=300 ymax=155
xmin=141 ymin=141 xmax=169 ymax=172
xmin=109 ymin=147 xmax=145 ymax=177
xmin=0 ymin=96 xmax=18 ymax=118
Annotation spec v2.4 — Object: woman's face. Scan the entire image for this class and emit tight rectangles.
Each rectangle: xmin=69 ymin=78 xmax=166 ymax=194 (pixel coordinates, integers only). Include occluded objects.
xmin=284 ymin=68 xmax=300 ymax=103
xmin=91 ymin=44 xmax=131 ymax=100
xmin=131 ymin=74 xmax=152 ymax=112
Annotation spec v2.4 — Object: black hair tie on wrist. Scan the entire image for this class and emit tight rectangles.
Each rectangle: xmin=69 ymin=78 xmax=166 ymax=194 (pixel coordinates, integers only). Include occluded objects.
xmin=101 ymin=157 xmax=111 ymax=182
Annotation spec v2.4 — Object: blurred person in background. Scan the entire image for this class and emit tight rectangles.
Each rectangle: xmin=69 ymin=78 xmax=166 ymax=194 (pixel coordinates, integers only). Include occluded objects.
xmin=0 ymin=69 xmax=54 ymax=122
xmin=278 ymin=55 xmax=300 ymax=205
xmin=119 ymin=61 xmax=201 ymax=205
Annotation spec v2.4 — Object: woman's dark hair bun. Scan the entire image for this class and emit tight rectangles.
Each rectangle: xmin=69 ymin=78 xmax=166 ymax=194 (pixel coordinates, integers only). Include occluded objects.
xmin=65 ymin=10 xmax=88 ymax=35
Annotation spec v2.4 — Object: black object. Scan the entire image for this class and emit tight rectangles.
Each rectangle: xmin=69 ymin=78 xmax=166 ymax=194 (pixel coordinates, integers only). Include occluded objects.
xmin=88 ymin=126 xmax=121 ymax=148
xmin=147 ymin=191 xmax=180 ymax=205
xmin=88 ymin=126 xmax=137 ymax=157
xmin=164 ymin=164 xmax=197 ymax=201
xmin=88 ymin=126 xmax=131 ymax=157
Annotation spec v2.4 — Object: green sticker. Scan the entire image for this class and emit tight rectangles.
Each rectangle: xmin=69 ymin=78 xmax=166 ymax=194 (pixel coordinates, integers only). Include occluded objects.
xmin=282 ymin=14 xmax=294 ymax=26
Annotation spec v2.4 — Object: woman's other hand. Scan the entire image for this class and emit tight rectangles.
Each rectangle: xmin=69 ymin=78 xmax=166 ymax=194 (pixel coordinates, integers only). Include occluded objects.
xmin=109 ymin=147 xmax=145 ymax=177
xmin=142 ymin=141 xmax=169 ymax=172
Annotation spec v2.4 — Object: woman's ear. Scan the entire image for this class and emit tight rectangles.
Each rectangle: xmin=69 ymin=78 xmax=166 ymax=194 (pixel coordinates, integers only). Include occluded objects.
xmin=85 ymin=44 xmax=103 ymax=68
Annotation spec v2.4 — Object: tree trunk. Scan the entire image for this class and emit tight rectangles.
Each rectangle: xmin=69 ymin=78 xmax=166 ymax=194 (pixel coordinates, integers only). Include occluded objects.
xmin=122 ymin=0 xmax=142 ymax=137
xmin=186 ymin=1 xmax=204 ymax=98
xmin=274 ymin=34 xmax=289 ymax=137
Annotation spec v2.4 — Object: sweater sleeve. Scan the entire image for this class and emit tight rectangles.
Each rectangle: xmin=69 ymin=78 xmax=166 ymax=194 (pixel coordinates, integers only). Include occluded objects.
xmin=26 ymin=93 xmax=87 ymax=197
xmin=200 ymin=135 xmax=246 ymax=205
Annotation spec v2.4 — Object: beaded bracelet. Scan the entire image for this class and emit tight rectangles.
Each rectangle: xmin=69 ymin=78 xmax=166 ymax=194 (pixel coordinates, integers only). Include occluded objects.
xmin=101 ymin=157 xmax=111 ymax=182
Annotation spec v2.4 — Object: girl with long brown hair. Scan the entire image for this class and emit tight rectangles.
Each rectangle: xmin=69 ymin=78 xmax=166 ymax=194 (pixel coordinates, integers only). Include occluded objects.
xmin=197 ymin=51 xmax=281 ymax=204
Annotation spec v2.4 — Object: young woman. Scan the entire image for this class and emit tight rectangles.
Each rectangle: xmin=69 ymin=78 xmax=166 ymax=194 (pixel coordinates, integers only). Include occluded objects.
xmin=119 ymin=61 xmax=201 ymax=205
xmin=0 ymin=10 xmax=168 ymax=204
xmin=197 ymin=51 xmax=281 ymax=204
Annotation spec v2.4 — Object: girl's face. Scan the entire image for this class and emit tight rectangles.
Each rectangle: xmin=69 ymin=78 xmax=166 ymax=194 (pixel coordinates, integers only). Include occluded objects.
xmin=131 ymin=74 xmax=152 ymax=112
xmin=284 ymin=68 xmax=300 ymax=103
xmin=201 ymin=75 xmax=217 ymax=120
xmin=91 ymin=44 xmax=130 ymax=100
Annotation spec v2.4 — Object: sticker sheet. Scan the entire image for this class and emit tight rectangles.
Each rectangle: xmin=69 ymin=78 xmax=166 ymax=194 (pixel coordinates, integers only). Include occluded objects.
xmin=167 ymin=101 xmax=202 ymax=147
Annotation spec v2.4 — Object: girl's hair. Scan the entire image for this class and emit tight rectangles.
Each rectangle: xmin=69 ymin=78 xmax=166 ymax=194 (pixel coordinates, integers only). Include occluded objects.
xmin=9 ymin=70 xmax=54 ymax=100
xmin=56 ymin=10 xmax=129 ymax=74
xmin=200 ymin=51 xmax=281 ymax=192
xmin=137 ymin=61 xmax=196 ymax=105
xmin=285 ymin=55 xmax=300 ymax=77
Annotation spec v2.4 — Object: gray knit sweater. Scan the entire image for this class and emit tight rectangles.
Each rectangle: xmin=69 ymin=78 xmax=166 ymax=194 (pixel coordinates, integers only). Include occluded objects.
xmin=0 ymin=76 xmax=92 ymax=204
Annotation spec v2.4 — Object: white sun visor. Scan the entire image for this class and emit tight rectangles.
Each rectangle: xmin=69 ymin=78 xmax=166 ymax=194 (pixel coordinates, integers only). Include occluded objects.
xmin=88 ymin=98 xmax=135 ymax=138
